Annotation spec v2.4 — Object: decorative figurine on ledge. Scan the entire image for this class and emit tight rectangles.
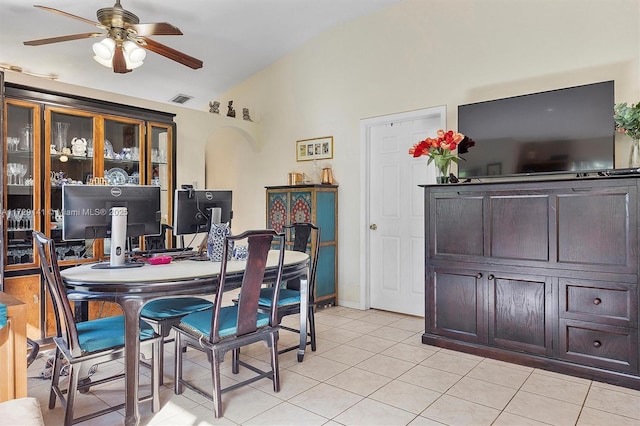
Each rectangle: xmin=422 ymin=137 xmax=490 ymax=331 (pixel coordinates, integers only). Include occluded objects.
xmin=227 ymin=100 xmax=236 ymax=118
xmin=242 ymin=108 xmax=253 ymax=122
xmin=209 ymin=101 xmax=220 ymax=114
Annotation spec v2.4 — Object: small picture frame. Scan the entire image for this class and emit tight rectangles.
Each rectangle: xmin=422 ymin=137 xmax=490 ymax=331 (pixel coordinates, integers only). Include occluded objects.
xmin=296 ymin=136 xmax=333 ymax=161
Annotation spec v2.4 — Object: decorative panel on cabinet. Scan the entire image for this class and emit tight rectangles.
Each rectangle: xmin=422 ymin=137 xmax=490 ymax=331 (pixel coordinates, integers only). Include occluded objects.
xmin=266 ymin=184 xmax=338 ymax=306
xmin=423 ymin=177 xmax=640 ymax=390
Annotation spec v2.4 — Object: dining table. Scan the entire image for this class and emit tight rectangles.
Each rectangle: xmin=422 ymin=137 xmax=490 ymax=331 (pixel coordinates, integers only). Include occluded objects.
xmin=60 ymin=250 xmax=310 ymax=426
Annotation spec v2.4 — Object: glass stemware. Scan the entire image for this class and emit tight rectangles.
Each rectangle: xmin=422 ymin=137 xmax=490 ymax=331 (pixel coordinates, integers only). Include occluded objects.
xmin=13 ymin=209 xmax=24 ymax=230
xmin=7 ymin=163 xmax=16 ymax=185
xmin=17 ymin=164 xmax=27 ymax=185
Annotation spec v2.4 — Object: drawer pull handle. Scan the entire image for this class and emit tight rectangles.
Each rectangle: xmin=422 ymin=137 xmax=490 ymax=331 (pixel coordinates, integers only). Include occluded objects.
xmin=488 ymin=274 xmax=495 ymax=280
xmin=593 ymin=298 xmax=602 ymax=305
xmin=593 ymin=340 xmax=602 ymax=348
xmin=476 ymin=273 xmax=483 ymax=279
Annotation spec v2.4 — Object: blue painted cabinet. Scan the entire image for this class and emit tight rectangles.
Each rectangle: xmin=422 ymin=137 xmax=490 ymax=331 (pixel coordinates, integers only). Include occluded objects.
xmin=266 ymin=185 xmax=338 ymax=306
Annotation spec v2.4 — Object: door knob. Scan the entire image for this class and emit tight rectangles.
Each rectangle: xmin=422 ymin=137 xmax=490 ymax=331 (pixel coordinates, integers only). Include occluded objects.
xmin=370 ymin=224 xmax=377 ymax=230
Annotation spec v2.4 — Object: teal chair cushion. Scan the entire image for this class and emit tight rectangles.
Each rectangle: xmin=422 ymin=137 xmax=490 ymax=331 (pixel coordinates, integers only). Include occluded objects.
xmin=259 ymin=288 xmax=301 ymax=307
xmin=0 ymin=303 xmax=6 ymax=329
xmin=77 ymin=315 xmax=156 ymax=353
xmin=141 ymin=297 xmax=212 ymax=319
xmin=180 ymin=306 xmax=269 ymax=339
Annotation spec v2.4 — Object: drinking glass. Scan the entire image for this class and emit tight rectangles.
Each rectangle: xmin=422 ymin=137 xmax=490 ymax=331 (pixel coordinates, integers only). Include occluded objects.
xmin=17 ymin=164 xmax=27 ymax=185
xmin=7 ymin=163 xmax=16 ymax=185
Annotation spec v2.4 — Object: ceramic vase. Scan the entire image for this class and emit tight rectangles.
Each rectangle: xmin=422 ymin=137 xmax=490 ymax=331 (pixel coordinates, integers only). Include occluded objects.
xmin=630 ymin=139 xmax=640 ymax=168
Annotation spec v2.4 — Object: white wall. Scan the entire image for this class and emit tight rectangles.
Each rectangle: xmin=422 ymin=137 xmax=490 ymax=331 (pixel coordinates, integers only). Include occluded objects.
xmin=216 ymin=0 xmax=640 ymax=307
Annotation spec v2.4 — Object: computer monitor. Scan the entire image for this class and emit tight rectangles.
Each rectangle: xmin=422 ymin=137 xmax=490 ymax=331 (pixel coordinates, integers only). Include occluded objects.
xmin=62 ymin=185 xmax=161 ymax=241
xmin=173 ymin=189 xmax=233 ymax=236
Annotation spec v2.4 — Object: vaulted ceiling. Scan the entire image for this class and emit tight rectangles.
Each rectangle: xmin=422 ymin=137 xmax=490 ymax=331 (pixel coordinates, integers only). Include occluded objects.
xmin=1 ymin=0 xmax=402 ymax=110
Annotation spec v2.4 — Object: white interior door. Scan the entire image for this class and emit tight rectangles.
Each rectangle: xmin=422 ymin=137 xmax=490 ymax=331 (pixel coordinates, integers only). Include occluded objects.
xmin=364 ymin=107 xmax=444 ymax=316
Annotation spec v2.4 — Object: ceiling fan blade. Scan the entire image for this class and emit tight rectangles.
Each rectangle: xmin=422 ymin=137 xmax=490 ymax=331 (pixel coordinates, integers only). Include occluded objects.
xmin=34 ymin=5 xmax=104 ymax=29
xmin=126 ymin=22 xmax=183 ymax=36
xmin=112 ymin=45 xmax=131 ymax=74
xmin=140 ymin=37 xmax=203 ymax=69
xmin=24 ymin=32 xmax=104 ymax=46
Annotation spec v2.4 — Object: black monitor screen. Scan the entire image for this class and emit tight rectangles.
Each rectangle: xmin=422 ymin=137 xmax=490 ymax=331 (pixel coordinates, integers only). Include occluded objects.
xmin=62 ymin=185 xmax=161 ymax=240
xmin=173 ymin=189 xmax=233 ymax=235
xmin=457 ymin=81 xmax=615 ymax=179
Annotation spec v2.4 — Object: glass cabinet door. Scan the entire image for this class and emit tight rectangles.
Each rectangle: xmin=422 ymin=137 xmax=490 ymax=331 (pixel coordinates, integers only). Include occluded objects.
xmin=45 ymin=107 xmax=97 ymax=264
xmin=103 ymin=116 xmax=144 ymax=252
xmin=147 ymin=122 xmax=173 ymax=248
xmin=4 ymin=100 xmax=41 ymax=269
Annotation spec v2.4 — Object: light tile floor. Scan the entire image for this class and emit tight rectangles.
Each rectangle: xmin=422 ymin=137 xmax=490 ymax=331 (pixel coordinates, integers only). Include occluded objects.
xmin=27 ymin=305 xmax=640 ymax=425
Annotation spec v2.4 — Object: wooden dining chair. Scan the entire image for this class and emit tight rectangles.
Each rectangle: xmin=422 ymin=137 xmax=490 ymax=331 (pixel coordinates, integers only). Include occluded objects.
xmin=33 ymin=231 xmax=161 ymax=426
xmin=173 ymin=229 xmax=285 ymax=418
xmin=258 ymin=222 xmax=319 ymax=358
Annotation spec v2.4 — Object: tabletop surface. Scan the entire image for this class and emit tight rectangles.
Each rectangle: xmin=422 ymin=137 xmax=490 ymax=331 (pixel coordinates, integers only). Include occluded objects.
xmin=60 ymin=250 xmax=309 ymax=285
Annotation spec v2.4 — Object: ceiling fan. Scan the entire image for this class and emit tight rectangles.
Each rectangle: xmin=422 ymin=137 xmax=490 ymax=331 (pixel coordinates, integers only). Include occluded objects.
xmin=23 ymin=1 xmax=203 ymax=74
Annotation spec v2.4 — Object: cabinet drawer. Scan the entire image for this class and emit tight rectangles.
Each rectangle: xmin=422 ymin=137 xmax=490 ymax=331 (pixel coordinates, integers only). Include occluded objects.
xmin=559 ymin=278 xmax=637 ymax=327
xmin=559 ymin=319 xmax=638 ymax=374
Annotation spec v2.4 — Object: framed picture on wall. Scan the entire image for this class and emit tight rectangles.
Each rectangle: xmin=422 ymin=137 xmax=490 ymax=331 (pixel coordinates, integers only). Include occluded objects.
xmin=296 ymin=136 xmax=333 ymax=161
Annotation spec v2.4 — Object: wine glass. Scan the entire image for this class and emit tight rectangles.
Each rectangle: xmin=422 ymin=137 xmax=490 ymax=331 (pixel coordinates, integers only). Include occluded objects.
xmin=17 ymin=163 xmax=27 ymax=185
xmin=6 ymin=163 xmax=16 ymax=185
xmin=13 ymin=209 xmax=24 ymax=230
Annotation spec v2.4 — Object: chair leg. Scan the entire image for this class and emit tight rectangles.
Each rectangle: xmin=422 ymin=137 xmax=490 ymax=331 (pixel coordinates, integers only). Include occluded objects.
xmin=64 ymin=363 xmax=80 ymax=426
xmin=231 ymin=348 xmax=240 ymax=374
xmin=270 ymin=332 xmax=280 ymax=392
xmin=174 ymin=333 xmax=184 ymax=395
xmin=308 ymin=305 xmax=317 ymax=352
xmin=151 ymin=340 xmax=161 ymax=412
xmin=211 ymin=351 xmax=223 ymax=418
xmin=49 ymin=350 xmax=62 ymax=409
xmin=157 ymin=337 xmax=165 ymax=386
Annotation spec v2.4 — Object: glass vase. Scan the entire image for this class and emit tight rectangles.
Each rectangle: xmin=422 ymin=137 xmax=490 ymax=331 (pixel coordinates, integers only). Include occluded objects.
xmin=435 ymin=160 xmax=451 ymax=184
xmin=630 ymin=139 xmax=640 ymax=168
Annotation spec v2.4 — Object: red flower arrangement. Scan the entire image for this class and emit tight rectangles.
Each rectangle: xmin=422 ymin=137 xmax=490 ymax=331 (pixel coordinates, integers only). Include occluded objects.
xmin=409 ymin=129 xmax=474 ymax=182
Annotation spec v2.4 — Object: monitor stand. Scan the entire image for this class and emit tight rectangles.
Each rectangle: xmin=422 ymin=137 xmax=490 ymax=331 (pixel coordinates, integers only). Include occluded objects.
xmin=92 ymin=206 xmax=144 ymax=269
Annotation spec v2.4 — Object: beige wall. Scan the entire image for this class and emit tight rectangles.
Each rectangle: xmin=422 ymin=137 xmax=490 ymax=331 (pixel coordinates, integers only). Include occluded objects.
xmin=5 ymin=0 xmax=640 ymax=308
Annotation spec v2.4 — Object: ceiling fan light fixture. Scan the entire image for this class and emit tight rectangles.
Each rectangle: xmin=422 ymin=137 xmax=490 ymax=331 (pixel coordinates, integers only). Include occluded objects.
xmin=92 ymin=38 xmax=116 ymax=60
xmin=123 ymin=40 xmax=146 ymax=63
xmin=93 ymin=55 xmax=113 ymax=68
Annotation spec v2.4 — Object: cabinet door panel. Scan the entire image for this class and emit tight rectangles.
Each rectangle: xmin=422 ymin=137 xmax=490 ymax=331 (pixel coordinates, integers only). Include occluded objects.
xmin=432 ymin=195 xmax=484 ymax=256
xmin=559 ymin=278 xmax=637 ymax=327
xmin=559 ymin=319 xmax=637 ymax=374
xmin=489 ymin=195 xmax=549 ymax=261
xmin=489 ymin=274 xmax=552 ymax=355
xmin=557 ymin=188 xmax=635 ymax=271
xmin=5 ymin=100 xmax=41 ymax=270
xmin=430 ymin=267 xmax=485 ymax=343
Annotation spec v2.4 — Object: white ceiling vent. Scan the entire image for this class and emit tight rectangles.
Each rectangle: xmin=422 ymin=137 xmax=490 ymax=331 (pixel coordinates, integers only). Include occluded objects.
xmin=170 ymin=94 xmax=193 ymax=104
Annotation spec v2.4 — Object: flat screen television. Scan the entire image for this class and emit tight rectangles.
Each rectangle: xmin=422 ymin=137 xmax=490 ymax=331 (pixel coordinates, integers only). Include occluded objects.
xmin=457 ymin=81 xmax=615 ymax=179
xmin=173 ymin=189 xmax=233 ymax=236
xmin=62 ymin=185 xmax=161 ymax=241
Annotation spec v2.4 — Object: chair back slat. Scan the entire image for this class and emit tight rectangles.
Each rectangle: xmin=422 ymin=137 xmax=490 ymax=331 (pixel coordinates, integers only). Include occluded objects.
xmin=211 ymin=230 xmax=285 ymax=342
xmin=33 ymin=231 xmax=83 ymax=357
xmin=283 ymin=223 xmax=320 ymax=300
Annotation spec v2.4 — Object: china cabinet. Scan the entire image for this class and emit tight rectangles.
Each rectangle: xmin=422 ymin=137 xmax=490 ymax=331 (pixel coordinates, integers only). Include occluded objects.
xmin=265 ymin=184 xmax=338 ymax=306
xmin=422 ymin=176 xmax=640 ymax=390
xmin=1 ymin=77 xmax=176 ymax=340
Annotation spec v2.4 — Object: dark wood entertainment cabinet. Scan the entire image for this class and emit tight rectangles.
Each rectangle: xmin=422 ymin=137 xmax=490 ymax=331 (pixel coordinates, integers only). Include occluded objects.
xmin=422 ymin=176 xmax=640 ymax=390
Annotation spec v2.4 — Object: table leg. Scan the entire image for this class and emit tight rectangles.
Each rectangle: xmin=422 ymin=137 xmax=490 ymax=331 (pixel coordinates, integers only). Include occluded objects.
xmin=297 ymin=266 xmax=309 ymax=362
xmin=122 ymin=298 xmax=143 ymax=426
